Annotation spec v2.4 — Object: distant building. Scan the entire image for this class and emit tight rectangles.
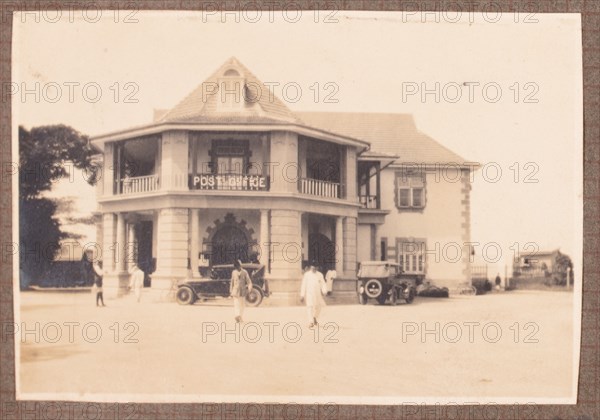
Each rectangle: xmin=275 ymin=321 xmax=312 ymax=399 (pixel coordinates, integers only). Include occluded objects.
xmin=91 ymin=57 xmax=478 ymax=302
xmin=513 ymin=249 xmax=573 ymax=287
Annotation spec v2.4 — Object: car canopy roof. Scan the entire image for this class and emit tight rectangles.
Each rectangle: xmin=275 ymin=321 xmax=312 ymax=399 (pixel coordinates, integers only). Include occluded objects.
xmin=358 ymin=261 xmax=399 ymax=278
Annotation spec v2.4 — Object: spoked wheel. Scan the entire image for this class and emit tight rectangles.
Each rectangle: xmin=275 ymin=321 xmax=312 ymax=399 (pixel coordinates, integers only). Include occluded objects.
xmin=245 ymin=287 xmax=264 ymax=307
xmin=176 ymin=287 xmax=195 ymax=305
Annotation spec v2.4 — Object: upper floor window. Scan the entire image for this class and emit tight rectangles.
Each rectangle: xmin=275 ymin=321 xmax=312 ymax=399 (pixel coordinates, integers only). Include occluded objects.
xmin=210 ymin=139 xmax=250 ymax=175
xmin=395 ymin=172 xmax=426 ymax=210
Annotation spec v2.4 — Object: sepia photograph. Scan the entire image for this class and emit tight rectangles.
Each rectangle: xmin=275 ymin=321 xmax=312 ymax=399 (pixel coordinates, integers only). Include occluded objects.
xmin=8 ymin=5 xmax=584 ymax=413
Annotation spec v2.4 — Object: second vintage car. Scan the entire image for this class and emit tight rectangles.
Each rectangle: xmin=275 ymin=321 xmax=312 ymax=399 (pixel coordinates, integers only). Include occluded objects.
xmin=176 ymin=263 xmax=270 ymax=306
xmin=357 ymin=261 xmax=417 ymax=305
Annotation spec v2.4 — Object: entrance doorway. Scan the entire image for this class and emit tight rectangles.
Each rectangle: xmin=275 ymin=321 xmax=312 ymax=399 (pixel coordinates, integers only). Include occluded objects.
xmin=135 ymin=220 xmax=154 ymax=287
xmin=308 ymin=232 xmax=336 ymax=272
xmin=211 ymin=224 xmax=250 ymax=265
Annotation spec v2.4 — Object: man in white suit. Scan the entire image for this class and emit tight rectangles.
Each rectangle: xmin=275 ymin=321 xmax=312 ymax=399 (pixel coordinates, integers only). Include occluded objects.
xmin=300 ymin=262 xmax=328 ymax=328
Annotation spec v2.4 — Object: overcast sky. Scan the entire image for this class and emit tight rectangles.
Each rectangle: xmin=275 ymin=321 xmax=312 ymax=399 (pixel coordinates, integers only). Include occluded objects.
xmin=13 ymin=10 xmax=582 ymax=272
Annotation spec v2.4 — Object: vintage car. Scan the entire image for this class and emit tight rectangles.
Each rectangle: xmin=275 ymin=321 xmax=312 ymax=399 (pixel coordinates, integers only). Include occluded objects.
xmin=176 ymin=263 xmax=269 ymax=306
xmin=357 ymin=261 xmax=417 ymax=305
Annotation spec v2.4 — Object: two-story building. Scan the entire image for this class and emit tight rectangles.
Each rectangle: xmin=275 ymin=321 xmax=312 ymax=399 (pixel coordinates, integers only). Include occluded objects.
xmin=92 ymin=57 xmax=476 ymax=302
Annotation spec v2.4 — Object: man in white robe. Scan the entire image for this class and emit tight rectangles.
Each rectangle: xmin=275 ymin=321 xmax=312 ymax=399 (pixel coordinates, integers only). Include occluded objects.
xmin=325 ymin=269 xmax=337 ymax=295
xmin=129 ymin=264 xmax=145 ymax=303
xmin=300 ymin=263 xmax=327 ymax=328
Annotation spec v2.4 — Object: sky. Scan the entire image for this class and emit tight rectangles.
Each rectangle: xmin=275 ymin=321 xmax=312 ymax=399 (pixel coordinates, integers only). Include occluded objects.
xmin=13 ymin=10 xmax=583 ymax=272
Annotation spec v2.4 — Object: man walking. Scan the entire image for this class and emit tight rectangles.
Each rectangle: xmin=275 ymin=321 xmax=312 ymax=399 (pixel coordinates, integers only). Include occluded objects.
xmin=300 ymin=262 xmax=327 ymax=328
xmin=230 ymin=260 xmax=252 ymax=323
xmin=129 ymin=263 xmax=145 ymax=303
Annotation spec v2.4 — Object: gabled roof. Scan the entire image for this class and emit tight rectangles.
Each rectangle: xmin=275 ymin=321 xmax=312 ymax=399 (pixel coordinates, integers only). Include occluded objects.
xmin=96 ymin=59 xmax=472 ymax=167
xmin=296 ymin=112 xmax=468 ymax=165
xmin=157 ymin=57 xmax=302 ymax=125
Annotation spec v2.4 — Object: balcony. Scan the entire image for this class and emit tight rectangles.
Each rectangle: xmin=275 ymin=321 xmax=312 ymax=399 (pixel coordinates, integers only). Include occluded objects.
xmin=119 ymin=175 xmax=160 ymax=194
xmin=359 ymin=194 xmax=379 ymax=209
xmin=299 ymin=177 xmax=340 ymax=199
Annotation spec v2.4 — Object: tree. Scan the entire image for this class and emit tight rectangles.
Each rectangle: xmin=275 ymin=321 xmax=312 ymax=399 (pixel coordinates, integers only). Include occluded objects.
xmin=553 ymin=252 xmax=573 ymax=286
xmin=19 ymin=125 xmax=97 ymax=288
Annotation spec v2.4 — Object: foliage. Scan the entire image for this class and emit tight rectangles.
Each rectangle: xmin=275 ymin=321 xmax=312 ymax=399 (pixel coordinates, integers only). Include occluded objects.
xmin=19 ymin=125 xmax=96 ymax=288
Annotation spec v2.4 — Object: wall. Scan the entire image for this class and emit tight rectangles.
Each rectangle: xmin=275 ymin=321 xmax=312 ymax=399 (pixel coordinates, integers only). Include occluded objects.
xmin=357 ymin=224 xmax=371 ymax=264
xmin=378 ymin=167 xmax=469 ymax=289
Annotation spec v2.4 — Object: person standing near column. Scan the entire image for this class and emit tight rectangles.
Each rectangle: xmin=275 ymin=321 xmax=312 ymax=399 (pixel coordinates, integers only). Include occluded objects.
xmin=325 ymin=268 xmax=337 ymax=296
xmin=230 ymin=259 xmax=252 ymax=323
xmin=92 ymin=261 xmax=105 ymax=307
xmin=129 ymin=263 xmax=145 ymax=303
xmin=300 ymin=261 xmax=328 ymax=328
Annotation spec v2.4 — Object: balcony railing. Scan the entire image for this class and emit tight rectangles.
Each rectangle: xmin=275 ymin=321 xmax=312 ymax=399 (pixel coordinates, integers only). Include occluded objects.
xmin=359 ymin=194 xmax=379 ymax=209
xmin=120 ymin=175 xmax=160 ymax=194
xmin=299 ymin=178 xmax=340 ymax=199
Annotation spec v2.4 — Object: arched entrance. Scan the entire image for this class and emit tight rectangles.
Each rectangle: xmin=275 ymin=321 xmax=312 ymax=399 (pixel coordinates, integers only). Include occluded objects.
xmin=308 ymin=233 xmax=336 ymax=272
xmin=211 ymin=225 xmax=249 ymax=265
xmin=205 ymin=213 xmax=255 ymax=265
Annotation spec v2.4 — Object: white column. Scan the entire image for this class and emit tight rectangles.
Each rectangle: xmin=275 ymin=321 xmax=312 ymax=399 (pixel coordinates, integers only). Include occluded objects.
xmin=127 ymin=222 xmax=137 ymax=271
xmin=190 ymin=209 xmax=200 ymax=278
xmin=336 ymin=216 xmax=344 ymax=275
xmin=260 ymin=209 xmax=270 ymax=271
xmin=116 ymin=212 xmax=126 ymax=273
xmin=102 ymin=213 xmax=116 ymax=273
xmin=343 ymin=217 xmax=357 ymax=274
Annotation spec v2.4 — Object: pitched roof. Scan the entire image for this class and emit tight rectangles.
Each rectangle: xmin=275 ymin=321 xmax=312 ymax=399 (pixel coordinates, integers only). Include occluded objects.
xmin=158 ymin=57 xmax=302 ymax=125
xmin=150 ymin=58 xmax=469 ymax=165
xmin=296 ymin=112 xmax=468 ymax=165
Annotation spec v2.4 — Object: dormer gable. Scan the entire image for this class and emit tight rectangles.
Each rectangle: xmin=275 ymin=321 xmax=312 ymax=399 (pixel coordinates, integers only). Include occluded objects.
xmin=217 ymin=65 xmax=246 ymax=112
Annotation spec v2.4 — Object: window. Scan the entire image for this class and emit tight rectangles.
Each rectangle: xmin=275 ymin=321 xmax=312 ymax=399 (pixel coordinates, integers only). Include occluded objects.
xmin=217 ymin=156 xmax=244 ymax=174
xmin=218 ymin=68 xmax=245 ymax=111
xmin=398 ymin=241 xmax=426 ymax=274
xmin=396 ymin=173 xmax=425 ymax=209
xmin=210 ymin=140 xmax=250 ymax=175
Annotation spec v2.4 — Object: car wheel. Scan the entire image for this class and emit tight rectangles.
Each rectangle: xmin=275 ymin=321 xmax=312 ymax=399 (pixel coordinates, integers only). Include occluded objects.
xmin=376 ymin=294 xmax=388 ymax=305
xmin=245 ymin=287 xmax=263 ymax=307
xmin=176 ymin=287 xmax=195 ymax=305
xmin=390 ymin=288 xmax=398 ymax=306
xmin=358 ymin=293 xmax=368 ymax=305
xmin=364 ymin=279 xmax=383 ymax=299
xmin=406 ymin=287 xmax=416 ymax=304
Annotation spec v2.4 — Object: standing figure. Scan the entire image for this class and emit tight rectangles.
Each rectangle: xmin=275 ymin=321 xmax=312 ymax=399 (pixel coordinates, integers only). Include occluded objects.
xmin=300 ymin=261 xmax=328 ymax=328
xmin=93 ymin=262 xmax=105 ymax=307
xmin=495 ymin=273 xmax=502 ymax=291
xmin=325 ymin=268 xmax=337 ymax=296
xmin=230 ymin=260 xmax=252 ymax=323
xmin=129 ymin=263 xmax=145 ymax=303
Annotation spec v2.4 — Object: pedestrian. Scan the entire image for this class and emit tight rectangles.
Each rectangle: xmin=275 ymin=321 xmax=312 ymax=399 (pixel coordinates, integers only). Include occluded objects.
xmin=325 ymin=268 xmax=337 ymax=296
xmin=92 ymin=261 xmax=105 ymax=307
xmin=495 ymin=273 xmax=501 ymax=291
xmin=300 ymin=261 xmax=327 ymax=328
xmin=129 ymin=263 xmax=145 ymax=303
xmin=230 ymin=259 xmax=252 ymax=323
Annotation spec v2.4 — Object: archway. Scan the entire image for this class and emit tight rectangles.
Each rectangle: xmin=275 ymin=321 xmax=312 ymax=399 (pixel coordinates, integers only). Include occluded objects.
xmin=211 ymin=225 xmax=249 ymax=265
xmin=308 ymin=233 xmax=336 ymax=272
xmin=204 ymin=213 xmax=255 ymax=266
